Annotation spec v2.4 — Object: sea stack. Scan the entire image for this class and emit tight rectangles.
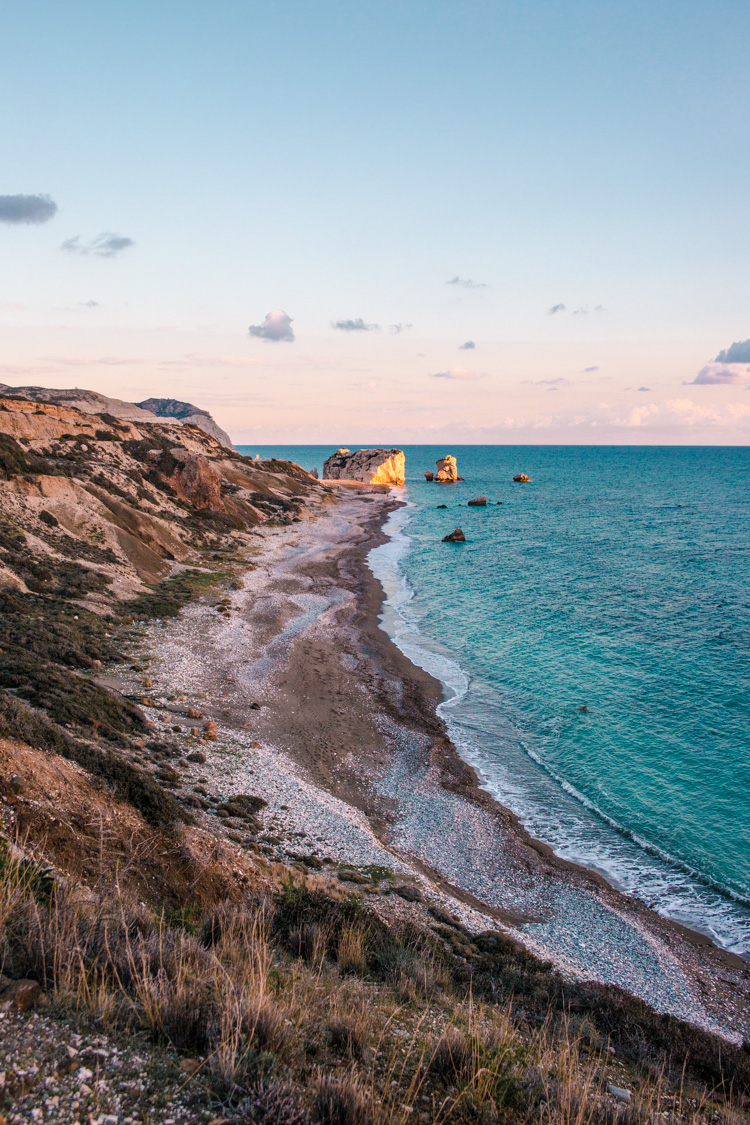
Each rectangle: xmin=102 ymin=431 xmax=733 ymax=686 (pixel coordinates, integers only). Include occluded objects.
xmin=322 ymin=447 xmax=405 ymax=485
xmin=435 ymin=455 xmax=458 ymax=482
xmin=442 ymin=527 xmax=466 ymax=542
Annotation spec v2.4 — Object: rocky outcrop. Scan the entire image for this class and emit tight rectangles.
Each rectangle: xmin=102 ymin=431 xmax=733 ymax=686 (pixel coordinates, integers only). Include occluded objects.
xmin=0 ymin=385 xmax=233 ymax=449
xmin=513 ymin=473 xmax=530 ymax=483
xmin=435 ymin=455 xmax=458 ymax=482
xmin=467 ymin=496 xmax=486 ymax=506
xmin=168 ymin=454 xmax=224 ymax=510
xmin=323 ymin=447 xmax=405 ymax=486
xmin=136 ymin=398 xmax=233 ymax=449
xmin=442 ymin=528 xmax=465 ymax=542
xmin=424 ymin=471 xmax=434 ymax=481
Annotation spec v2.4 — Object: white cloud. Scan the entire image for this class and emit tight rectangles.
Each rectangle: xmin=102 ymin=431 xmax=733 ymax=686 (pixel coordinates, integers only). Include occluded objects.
xmin=429 ymin=366 xmax=487 ymax=381
xmin=248 ymin=310 xmax=295 ymax=342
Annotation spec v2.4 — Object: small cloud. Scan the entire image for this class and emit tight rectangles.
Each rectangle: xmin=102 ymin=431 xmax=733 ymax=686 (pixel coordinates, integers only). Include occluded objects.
xmin=332 ymin=318 xmax=379 ymax=332
xmin=715 ymin=339 xmax=750 ymax=364
xmin=583 ymin=365 xmax=599 ymax=373
xmin=248 ymin=309 xmax=295 ymax=342
xmin=80 ymin=299 xmax=99 ymax=308
xmin=548 ymin=303 xmax=566 ymax=315
xmin=637 ymin=386 xmax=651 ymax=392
xmin=572 ymin=306 xmax=589 ymax=315
xmin=458 ymin=340 xmax=476 ymax=350
xmin=690 ymin=363 xmax=750 ymax=386
xmin=62 ymin=232 xmax=135 ymax=258
xmin=535 ymin=377 xmax=570 ymax=386
xmin=0 ymin=194 xmax=57 ymax=225
xmin=389 ymin=323 xmax=411 ymax=334
xmin=594 ymin=305 xmax=607 ymax=313
xmin=41 ymin=355 xmax=142 ymax=366
xmin=429 ymin=366 xmax=487 ymax=381
xmin=446 ymin=276 xmax=490 ymax=290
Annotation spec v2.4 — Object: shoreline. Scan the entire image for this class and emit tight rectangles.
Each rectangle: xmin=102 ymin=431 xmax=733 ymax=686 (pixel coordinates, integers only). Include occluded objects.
xmin=125 ymin=490 xmax=750 ymax=1042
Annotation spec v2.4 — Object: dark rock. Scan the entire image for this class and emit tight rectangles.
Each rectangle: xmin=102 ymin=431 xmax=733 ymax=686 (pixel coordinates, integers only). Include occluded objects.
xmin=424 ymin=471 xmax=434 ymax=481
xmin=437 ymin=504 xmax=447 ymax=508
xmin=442 ymin=528 xmax=465 ymax=542
xmin=187 ymin=751 xmax=207 ymax=763
xmin=467 ymin=496 xmax=486 ymax=506
xmin=0 ymin=977 xmax=42 ymax=1010
xmin=513 ymin=473 xmax=530 ymax=482
xmin=393 ymin=884 xmax=425 ymax=903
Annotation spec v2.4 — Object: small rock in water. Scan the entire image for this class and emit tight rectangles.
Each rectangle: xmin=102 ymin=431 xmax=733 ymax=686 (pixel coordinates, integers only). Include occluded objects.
xmin=513 ymin=473 xmax=530 ymax=483
xmin=437 ymin=504 xmax=447 ymax=508
xmin=467 ymin=496 xmax=487 ymax=506
xmin=424 ymin=471 xmax=434 ymax=481
xmin=442 ymin=528 xmax=466 ymax=542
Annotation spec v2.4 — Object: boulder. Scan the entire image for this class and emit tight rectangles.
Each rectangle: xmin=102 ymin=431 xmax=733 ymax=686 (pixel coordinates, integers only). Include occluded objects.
xmin=0 ymin=976 xmax=42 ymax=1011
xmin=467 ymin=496 xmax=486 ymax=506
xmin=513 ymin=473 xmax=530 ymax=483
xmin=323 ymin=447 xmax=405 ymax=485
xmin=424 ymin=471 xmax=434 ymax=481
xmin=442 ymin=528 xmax=466 ymax=542
xmin=435 ymin=455 xmax=458 ymax=482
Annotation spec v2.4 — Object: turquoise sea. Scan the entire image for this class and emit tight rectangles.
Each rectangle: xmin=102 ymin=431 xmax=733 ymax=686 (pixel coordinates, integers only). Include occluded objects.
xmin=238 ymin=445 xmax=750 ymax=955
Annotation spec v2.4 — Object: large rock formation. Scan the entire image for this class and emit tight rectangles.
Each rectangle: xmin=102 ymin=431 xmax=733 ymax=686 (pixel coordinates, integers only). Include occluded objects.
xmin=323 ymin=447 xmax=405 ymax=485
xmin=435 ymin=455 xmax=458 ymax=482
xmin=136 ymin=397 xmax=233 ymax=449
xmin=0 ymin=385 xmax=233 ymax=449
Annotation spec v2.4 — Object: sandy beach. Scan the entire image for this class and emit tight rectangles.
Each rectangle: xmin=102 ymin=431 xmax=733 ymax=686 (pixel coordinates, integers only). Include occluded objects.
xmin=122 ymin=489 xmax=750 ymax=1044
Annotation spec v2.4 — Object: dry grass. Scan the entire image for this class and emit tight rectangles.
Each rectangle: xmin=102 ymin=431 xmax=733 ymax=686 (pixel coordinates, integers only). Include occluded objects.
xmin=0 ymin=846 xmax=746 ymax=1125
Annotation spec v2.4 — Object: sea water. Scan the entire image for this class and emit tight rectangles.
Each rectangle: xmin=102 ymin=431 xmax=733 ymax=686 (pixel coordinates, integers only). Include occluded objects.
xmin=238 ymin=444 xmax=750 ymax=955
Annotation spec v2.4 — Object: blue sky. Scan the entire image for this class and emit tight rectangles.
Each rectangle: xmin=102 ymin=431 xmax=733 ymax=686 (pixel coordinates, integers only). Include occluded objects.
xmin=2 ymin=0 xmax=750 ymax=442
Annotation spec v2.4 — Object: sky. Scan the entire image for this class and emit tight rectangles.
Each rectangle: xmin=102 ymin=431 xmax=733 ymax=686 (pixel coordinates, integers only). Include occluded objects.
xmin=2 ymin=0 xmax=750 ymax=444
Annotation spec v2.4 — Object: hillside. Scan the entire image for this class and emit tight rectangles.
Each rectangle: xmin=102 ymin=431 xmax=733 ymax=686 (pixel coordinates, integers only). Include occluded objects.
xmin=0 ymin=391 xmax=747 ymax=1125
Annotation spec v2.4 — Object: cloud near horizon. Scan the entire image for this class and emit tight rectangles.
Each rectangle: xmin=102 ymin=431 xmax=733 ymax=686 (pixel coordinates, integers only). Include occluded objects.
xmin=62 ymin=232 xmax=134 ymax=258
xmin=445 ymin=276 xmax=489 ymax=290
xmin=332 ymin=318 xmax=379 ymax=332
xmin=690 ymin=363 xmax=750 ymax=386
xmin=429 ymin=366 xmax=487 ymax=381
xmin=248 ymin=310 xmax=295 ymax=342
xmin=0 ymin=194 xmax=58 ymax=225
xmin=548 ymin=303 xmax=566 ymax=314
xmin=458 ymin=340 xmax=476 ymax=350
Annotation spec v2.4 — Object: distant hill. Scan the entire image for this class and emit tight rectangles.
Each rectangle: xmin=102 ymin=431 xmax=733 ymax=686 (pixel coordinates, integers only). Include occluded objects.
xmin=135 ymin=397 xmax=232 ymax=448
xmin=0 ymin=385 xmax=233 ymax=448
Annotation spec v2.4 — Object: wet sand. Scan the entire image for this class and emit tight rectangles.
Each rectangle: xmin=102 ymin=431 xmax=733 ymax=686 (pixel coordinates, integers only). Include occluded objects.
xmin=138 ymin=491 xmax=750 ymax=1042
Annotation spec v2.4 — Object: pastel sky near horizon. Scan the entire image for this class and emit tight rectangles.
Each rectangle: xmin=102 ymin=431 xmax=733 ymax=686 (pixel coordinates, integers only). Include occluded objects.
xmin=3 ymin=0 xmax=750 ymax=444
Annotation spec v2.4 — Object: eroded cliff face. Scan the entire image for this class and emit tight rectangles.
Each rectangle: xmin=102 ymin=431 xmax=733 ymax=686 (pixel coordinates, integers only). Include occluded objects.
xmin=0 ymin=393 xmax=326 ymax=601
xmin=322 ymin=447 xmax=405 ymax=485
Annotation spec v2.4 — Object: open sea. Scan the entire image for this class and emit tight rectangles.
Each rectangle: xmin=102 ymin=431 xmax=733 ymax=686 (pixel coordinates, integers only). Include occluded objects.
xmin=238 ymin=444 xmax=750 ymax=955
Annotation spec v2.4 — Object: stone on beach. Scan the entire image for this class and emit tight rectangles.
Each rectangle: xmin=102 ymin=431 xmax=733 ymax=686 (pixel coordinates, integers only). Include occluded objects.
xmin=202 ymin=720 xmax=218 ymax=741
xmin=467 ymin=496 xmax=486 ymax=506
xmin=442 ymin=528 xmax=466 ymax=542
xmin=323 ymin=447 xmax=405 ymax=485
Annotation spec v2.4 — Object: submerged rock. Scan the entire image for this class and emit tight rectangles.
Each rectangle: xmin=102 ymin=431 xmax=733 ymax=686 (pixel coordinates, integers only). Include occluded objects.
xmin=467 ymin=496 xmax=486 ymax=506
xmin=442 ymin=527 xmax=466 ymax=542
xmin=435 ymin=454 xmax=458 ymax=482
xmin=323 ymin=447 xmax=405 ymax=485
